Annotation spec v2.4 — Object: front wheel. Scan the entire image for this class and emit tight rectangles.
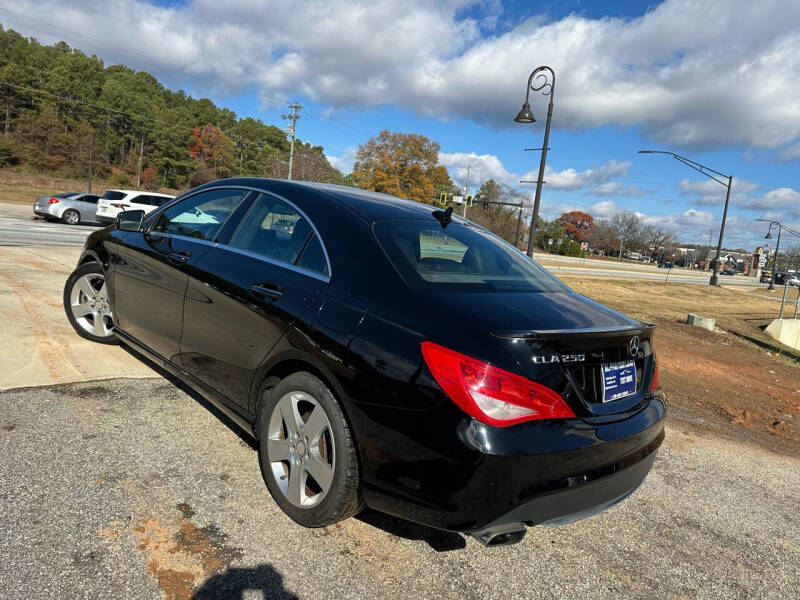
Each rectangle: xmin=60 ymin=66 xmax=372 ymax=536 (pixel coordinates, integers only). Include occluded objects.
xmin=63 ymin=262 xmax=119 ymax=344
xmin=257 ymin=372 xmax=362 ymax=527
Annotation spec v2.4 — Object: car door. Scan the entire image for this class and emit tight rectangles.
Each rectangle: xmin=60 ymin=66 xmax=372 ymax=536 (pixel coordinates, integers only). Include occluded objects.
xmin=180 ymin=192 xmax=329 ymax=410
xmin=111 ymin=188 xmax=250 ymax=362
xmin=76 ymin=194 xmax=99 ymax=222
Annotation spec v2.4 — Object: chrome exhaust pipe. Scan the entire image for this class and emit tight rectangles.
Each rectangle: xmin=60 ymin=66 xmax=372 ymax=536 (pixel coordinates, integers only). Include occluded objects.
xmin=470 ymin=523 xmax=527 ymax=547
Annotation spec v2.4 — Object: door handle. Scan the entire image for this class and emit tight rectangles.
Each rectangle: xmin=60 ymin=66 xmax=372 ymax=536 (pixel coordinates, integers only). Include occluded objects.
xmin=250 ymin=283 xmax=284 ymax=298
xmin=167 ymin=251 xmax=191 ymax=263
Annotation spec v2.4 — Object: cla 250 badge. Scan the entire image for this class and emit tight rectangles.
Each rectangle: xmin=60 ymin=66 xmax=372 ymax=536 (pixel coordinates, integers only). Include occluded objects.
xmin=532 ymin=353 xmax=585 ymax=364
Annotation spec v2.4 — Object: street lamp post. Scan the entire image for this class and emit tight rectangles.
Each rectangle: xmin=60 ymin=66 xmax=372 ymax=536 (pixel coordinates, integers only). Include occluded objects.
xmin=638 ymin=150 xmax=733 ymax=285
xmin=756 ymin=219 xmax=788 ymax=290
xmin=514 ymin=66 xmax=555 ymax=257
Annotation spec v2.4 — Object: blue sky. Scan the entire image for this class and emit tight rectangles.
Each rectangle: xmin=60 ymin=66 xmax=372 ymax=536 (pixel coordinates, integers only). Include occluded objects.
xmin=2 ymin=0 xmax=799 ymax=250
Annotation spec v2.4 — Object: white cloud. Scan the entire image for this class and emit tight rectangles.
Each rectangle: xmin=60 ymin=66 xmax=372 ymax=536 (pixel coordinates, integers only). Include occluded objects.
xmin=325 ymin=147 xmax=357 ymax=174
xmin=439 ymin=151 xmax=515 ymax=186
xmin=590 ymin=182 xmax=645 ymax=197
xmin=4 ymin=0 xmax=800 ymax=152
xmin=540 ymin=160 xmax=630 ymax=191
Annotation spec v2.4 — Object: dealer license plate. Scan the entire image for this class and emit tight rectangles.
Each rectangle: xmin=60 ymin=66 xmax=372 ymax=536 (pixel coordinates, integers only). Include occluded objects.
xmin=601 ymin=360 xmax=637 ymax=402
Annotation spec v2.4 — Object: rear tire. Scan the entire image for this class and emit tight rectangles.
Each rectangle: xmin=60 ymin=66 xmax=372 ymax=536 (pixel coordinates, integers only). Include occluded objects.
xmin=257 ymin=372 xmax=362 ymax=527
xmin=63 ymin=262 xmax=119 ymax=344
xmin=62 ymin=209 xmax=80 ymax=225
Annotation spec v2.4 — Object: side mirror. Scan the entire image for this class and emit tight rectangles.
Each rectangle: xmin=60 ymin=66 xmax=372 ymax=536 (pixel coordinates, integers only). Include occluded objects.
xmin=115 ymin=209 xmax=145 ymax=232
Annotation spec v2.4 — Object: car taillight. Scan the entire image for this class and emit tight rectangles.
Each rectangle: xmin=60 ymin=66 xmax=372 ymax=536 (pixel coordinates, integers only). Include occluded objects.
xmin=48 ymin=197 xmax=60 ymax=204
xmin=421 ymin=341 xmax=575 ymax=427
xmin=110 ymin=203 xmax=130 ymax=209
xmin=649 ymin=356 xmax=659 ymax=392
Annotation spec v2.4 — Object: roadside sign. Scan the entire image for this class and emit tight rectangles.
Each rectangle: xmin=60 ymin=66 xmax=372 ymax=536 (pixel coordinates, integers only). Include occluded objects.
xmin=581 ymin=242 xmax=588 ymax=250
xmin=548 ymin=238 xmax=553 ymax=246
xmin=557 ymin=238 xmax=563 ymax=245
xmin=453 ymin=195 xmax=464 ymax=204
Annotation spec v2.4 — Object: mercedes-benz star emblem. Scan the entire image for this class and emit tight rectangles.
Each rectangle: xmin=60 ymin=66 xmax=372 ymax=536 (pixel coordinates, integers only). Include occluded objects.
xmin=629 ymin=336 xmax=639 ymax=357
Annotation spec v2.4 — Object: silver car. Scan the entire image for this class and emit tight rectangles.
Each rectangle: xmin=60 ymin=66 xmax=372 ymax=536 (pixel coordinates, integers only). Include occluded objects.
xmin=33 ymin=192 xmax=102 ymax=225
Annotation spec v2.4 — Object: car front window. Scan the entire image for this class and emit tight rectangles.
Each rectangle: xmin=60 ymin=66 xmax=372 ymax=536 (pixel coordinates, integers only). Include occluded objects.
xmin=152 ymin=188 xmax=249 ymax=241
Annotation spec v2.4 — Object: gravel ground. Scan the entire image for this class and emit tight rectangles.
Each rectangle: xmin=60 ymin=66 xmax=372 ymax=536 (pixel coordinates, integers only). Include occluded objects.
xmin=1 ymin=377 xmax=799 ymax=600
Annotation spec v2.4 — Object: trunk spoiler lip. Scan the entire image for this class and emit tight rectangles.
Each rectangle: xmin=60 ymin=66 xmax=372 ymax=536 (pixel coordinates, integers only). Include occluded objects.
xmin=491 ymin=322 xmax=657 ymax=340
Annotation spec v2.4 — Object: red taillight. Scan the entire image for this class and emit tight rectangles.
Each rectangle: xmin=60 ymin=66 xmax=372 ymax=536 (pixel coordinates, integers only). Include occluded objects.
xmin=421 ymin=341 xmax=575 ymax=427
xmin=110 ymin=203 xmax=130 ymax=209
xmin=649 ymin=356 xmax=659 ymax=392
xmin=48 ymin=197 xmax=60 ymax=204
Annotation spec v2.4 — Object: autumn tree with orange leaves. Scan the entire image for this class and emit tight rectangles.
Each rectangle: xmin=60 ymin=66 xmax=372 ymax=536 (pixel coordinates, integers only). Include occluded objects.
xmin=187 ymin=123 xmax=236 ymax=182
xmin=352 ymin=130 xmax=455 ymax=204
xmin=558 ymin=211 xmax=595 ymax=240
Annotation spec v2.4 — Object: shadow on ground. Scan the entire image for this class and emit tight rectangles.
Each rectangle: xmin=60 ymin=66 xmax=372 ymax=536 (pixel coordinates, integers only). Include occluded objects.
xmin=356 ymin=508 xmax=466 ymax=552
xmin=193 ymin=564 xmax=297 ymax=599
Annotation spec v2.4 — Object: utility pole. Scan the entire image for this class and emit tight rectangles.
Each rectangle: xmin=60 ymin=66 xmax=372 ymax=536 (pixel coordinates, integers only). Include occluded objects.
xmin=136 ymin=134 xmax=145 ymax=189
xmin=87 ymin=133 xmax=94 ymax=193
xmin=462 ymin=165 xmax=471 ymax=217
xmin=282 ymin=102 xmax=303 ymax=180
xmin=707 ymin=229 xmax=713 ymax=270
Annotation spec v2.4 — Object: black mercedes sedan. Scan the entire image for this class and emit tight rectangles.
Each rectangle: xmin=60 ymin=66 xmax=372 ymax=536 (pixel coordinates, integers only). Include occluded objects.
xmin=63 ymin=178 xmax=665 ymax=546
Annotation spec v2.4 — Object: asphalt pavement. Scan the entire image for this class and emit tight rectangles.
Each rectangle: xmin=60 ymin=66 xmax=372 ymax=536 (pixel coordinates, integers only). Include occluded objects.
xmin=1 ymin=377 xmax=798 ymax=599
xmin=0 ymin=203 xmax=102 ymax=247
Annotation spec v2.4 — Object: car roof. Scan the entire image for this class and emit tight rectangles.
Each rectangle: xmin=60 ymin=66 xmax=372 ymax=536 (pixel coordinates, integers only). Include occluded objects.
xmin=105 ymin=189 xmax=173 ymax=197
xmin=195 ymin=177 xmax=462 ymax=224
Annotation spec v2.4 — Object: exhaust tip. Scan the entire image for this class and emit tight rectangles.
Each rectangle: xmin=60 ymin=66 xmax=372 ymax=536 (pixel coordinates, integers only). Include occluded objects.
xmin=471 ymin=523 xmax=527 ymax=547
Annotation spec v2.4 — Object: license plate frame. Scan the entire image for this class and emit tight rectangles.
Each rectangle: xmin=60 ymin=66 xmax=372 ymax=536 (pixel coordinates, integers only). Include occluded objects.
xmin=601 ymin=360 xmax=637 ymax=402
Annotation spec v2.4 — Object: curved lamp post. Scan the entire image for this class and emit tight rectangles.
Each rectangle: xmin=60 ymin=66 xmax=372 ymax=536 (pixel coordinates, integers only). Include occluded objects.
xmin=638 ymin=150 xmax=732 ymax=285
xmin=515 ymin=66 xmax=555 ymax=257
xmin=756 ymin=219 xmax=800 ymax=290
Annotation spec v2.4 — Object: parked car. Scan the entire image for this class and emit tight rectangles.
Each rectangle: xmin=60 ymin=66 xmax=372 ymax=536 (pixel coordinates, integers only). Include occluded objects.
xmin=63 ymin=179 xmax=665 ymax=547
xmin=721 ymin=268 xmax=737 ymax=276
xmin=95 ymin=189 xmax=173 ymax=225
xmin=658 ymin=261 xmax=673 ymax=269
xmin=33 ymin=192 xmax=102 ymax=224
xmin=788 ymin=274 xmax=800 ymax=287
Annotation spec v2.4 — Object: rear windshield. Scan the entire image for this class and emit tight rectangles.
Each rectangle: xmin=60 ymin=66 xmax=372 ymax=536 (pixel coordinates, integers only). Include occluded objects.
xmin=55 ymin=192 xmax=80 ymax=198
xmin=374 ymin=219 xmax=566 ymax=293
xmin=101 ymin=190 xmax=126 ymax=200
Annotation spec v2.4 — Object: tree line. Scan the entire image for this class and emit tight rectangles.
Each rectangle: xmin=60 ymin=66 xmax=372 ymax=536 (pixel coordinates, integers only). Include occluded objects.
xmin=0 ymin=26 xmax=344 ymax=190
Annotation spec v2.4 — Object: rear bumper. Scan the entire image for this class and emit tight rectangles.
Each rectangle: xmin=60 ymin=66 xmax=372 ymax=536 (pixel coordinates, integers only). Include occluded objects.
xmin=467 ymin=440 xmax=658 ymax=543
xmin=358 ymin=394 xmax=666 ymax=533
xmin=33 ymin=206 xmax=60 ymax=219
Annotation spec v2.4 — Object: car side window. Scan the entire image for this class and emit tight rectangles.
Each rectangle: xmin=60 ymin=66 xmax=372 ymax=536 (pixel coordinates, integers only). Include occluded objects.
xmin=151 ymin=188 xmax=249 ymax=241
xmin=82 ymin=195 xmax=99 ymax=204
xmin=228 ymin=194 xmax=327 ymax=274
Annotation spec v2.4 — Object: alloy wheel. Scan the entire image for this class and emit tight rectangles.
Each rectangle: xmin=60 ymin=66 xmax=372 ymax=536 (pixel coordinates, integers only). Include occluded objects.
xmin=266 ymin=391 xmax=335 ymax=509
xmin=69 ymin=273 xmax=114 ymax=338
xmin=65 ymin=210 xmax=79 ymax=224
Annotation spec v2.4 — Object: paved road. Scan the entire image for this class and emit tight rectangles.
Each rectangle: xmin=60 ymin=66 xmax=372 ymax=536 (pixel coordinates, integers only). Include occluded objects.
xmin=0 ymin=202 xmax=102 ymax=247
xmin=1 ymin=377 xmax=798 ymax=599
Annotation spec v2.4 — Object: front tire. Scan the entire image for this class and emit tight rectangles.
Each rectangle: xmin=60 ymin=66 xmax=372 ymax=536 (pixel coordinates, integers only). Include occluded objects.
xmin=63 ymin=263 xmax=119 ymax=344
xmin=62 ymin=209 xmax=80 ymax=225
xmin=257 ymin=372 xmax=362 ymax=527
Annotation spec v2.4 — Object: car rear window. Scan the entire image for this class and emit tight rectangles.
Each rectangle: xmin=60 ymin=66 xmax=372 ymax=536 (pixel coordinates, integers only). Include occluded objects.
xmin=101 ymin=190 xmax=126 ymax=201
xmin=374 ymin=219 xmax=566 ymax=293
xmin=55 ymin=192 xmax=80 ymax=198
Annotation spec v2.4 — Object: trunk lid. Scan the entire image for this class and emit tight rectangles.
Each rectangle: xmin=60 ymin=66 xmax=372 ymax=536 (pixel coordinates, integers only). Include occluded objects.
xmin=442 ymin=291 xmax=658 ymax=423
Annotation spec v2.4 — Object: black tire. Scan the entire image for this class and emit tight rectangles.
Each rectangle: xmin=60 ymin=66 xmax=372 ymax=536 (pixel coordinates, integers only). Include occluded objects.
xmin=61 ymin=209 xmax=80 ymax=225
xmin=63 ymin=262 xmax=119 ymax=345
xmin=257 ymin=371 xmax=362 ymax=527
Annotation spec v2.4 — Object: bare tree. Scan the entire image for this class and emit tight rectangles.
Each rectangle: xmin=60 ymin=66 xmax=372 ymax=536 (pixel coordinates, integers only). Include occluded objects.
xmin=611 ymin=210 xmax=641 ymax=262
